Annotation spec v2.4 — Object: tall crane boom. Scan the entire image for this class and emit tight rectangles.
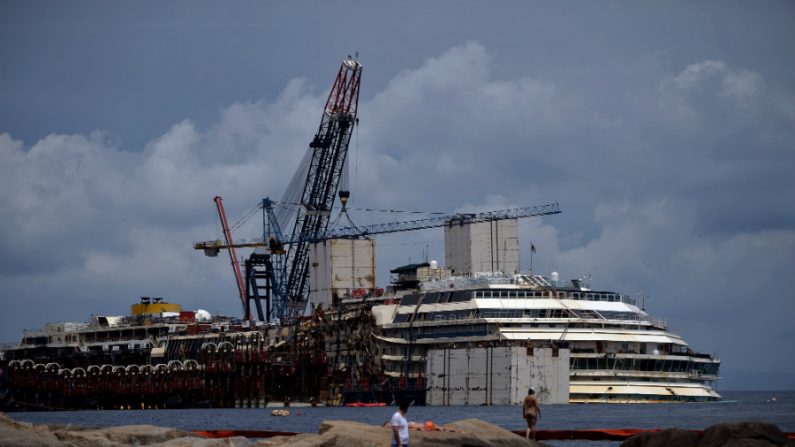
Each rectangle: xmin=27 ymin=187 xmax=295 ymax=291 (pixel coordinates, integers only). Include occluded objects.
xmin=281 ymin=56 xmax=362 ymax=323
xmin=213 ymin=196 xmax=248 ymax=318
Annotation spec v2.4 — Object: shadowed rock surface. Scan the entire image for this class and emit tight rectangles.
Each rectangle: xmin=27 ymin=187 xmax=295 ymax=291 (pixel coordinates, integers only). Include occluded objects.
xmin=620 ymin=421 xmax=793 ymax=447
xmin=620 ymin=428 xmax=705 ymax=447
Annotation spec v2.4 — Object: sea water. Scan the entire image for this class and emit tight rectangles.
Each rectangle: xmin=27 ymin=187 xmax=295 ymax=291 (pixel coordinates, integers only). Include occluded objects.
xmin=9 ymin=391 xmax=794 ymax=447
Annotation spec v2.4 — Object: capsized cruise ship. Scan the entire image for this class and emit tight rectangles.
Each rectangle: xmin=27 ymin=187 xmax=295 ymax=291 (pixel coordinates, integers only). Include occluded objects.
xmin=372 ymin=266 xmax=721 ymax=404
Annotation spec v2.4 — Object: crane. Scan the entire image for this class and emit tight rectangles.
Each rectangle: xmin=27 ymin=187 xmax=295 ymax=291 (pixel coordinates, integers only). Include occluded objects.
xmin=212 ymin=196 xmax=249 ymax=318
xmin=195 ymin=55 xmax=362 ymax=325
xmin=193 ymin=56 xmax=562 ymax=325
xmin=273 ymin=55 xmax=362 ymax=325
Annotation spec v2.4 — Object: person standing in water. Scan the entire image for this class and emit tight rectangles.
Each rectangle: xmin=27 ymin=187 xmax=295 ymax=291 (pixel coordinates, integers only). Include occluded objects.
xmin=522 ymin=387 xmax=541 ymax=440
xmin=390 ymin=401 xmax=410 ymax=447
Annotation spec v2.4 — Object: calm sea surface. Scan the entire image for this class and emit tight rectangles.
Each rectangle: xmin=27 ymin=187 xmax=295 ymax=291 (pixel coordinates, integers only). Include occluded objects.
xmin=8 ymin=391 xmax=794 ymax=447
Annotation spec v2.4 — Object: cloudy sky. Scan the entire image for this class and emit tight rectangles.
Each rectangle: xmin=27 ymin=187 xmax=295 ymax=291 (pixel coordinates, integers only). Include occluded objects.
xmin=1 ymin=1 xmax=793 ymax=390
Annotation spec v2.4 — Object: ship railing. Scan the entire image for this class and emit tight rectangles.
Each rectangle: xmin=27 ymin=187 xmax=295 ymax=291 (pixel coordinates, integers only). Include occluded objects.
xmin=464 ymin=289 xmax=644 ymax=307
xmin=652 ymin=318 xmax=667 ymax=329
xmin=689 ymin=352 xmax=718 ymax=360
xmin=422 ymin=272 xmax=514 ymax=290
xmin=571 ymin=369 xmax=702 ymax=380
xmin=620 ymin=295 xmax=638 ymax=306
xmin=416 ymin=328 xmax=489 ymax=339
xmin=619 ymin=315 xmax=666 ymax=328
xmin=22 ymin=329 xmax=46 ymax=337
xmin=691 ymin=372 xmax=719 ymax=381
xmin=687 ymin=369 xmax=721 ymax=381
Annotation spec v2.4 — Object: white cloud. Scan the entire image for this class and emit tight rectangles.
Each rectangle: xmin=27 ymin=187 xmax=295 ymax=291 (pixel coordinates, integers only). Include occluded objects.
xmin=721 ymin=69 xmax=764 ymax=102
xmin=670 ymin=59 xmax=766 ymax=106
xmin=674 ymin=60 xmax=728 ymax=89
xmin=557 ymin=199 xmax=686 ymax=283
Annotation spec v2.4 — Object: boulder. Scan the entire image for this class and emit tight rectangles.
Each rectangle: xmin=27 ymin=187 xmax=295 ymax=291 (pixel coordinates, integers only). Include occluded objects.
xmin=160 ymin=437 xmax=254 ymax=447
xmin=0 ymin=412 xmax=242 ymax=447
xmin=699 ymin=422 xmax=790 ymax=447
xmin=620 ymin=421 xmax=793 ymax=447
xmin=52 ymin=424 xmax=197 ymax=446
xmin=316 ymin=419 xmax=392 ymax=446
xmin=0 ymin=412 xmax=66 ymax=447
xmin=255 ymin=433 xmax=319 ymax=446
xmin=444 ymin=418 xmax=547 ymax=447
xmin=719 ymin=441 xmax=782 ymax=447
xmin=619 ymin=428 xmax=700 ymax=447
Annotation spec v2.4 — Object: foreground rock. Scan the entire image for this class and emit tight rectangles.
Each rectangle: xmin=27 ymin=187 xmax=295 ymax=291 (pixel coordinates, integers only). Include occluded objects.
xmin=0 ymin=413 xmax=201 ymax=447
xmin=0 ymin=412 xmax=546 ymax=447
xmin=259 ymin=419 xmax=547 ymax=447
xmin=621 ymin=421 xmax=793 ymax=447
xmin=0 ymin=412 xmax=243 ymax=447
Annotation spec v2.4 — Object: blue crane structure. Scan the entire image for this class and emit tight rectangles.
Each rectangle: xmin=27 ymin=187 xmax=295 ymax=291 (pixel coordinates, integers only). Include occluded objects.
xmin=195 ymin=55 xmax=361 ymax=324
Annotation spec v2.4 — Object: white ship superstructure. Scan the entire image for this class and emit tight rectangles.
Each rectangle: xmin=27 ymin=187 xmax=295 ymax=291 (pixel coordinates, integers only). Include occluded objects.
xmin=374 ymin=270 xmax=720 ymax=403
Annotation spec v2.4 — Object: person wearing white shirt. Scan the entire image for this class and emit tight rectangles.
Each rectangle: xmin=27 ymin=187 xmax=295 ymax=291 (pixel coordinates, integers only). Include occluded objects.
xmin=390 ymin=401 xmax=410 ymax=447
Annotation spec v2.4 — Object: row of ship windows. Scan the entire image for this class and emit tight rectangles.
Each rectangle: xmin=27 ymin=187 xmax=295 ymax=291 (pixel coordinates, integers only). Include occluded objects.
xmin=393 ymin=309 xmax=644 ymax=323
xmin=23 ymin=328 xmax=171 ymax=346
xmin=473 ymin=290 xmax=634 ymax=304
xmin=399 ymin=291 xmax=472 ymax=306
xmin=398 ymin=290 xmax=639 ymax=306
xmin=571 ymin=357 xmax=719 ymax=375
xmin=388 ymin=326 xmax=491 ymax=340
xmin=377 ymin=350 xmax=719 ymax=378
xmin=571 ymin=393 xmax=716 ymax=402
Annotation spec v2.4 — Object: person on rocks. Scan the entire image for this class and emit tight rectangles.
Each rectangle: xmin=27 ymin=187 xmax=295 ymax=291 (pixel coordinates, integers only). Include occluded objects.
xmin=390 ymin=401 xmax=410 ymax=447
xmin=522 ymin=387 xmax=541 ymax=440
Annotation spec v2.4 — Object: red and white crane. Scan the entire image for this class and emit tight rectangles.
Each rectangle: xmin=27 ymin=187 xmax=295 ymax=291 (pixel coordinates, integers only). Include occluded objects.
xmin=213 ymin=196 xmax=249 ymax=319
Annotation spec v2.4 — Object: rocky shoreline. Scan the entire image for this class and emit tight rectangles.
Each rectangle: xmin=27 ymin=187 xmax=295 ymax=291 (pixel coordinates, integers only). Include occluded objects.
xmin=0 ymin=413 xmax=546 ymax=447
xmin=1 ymin=412 xmax=791 ymax=447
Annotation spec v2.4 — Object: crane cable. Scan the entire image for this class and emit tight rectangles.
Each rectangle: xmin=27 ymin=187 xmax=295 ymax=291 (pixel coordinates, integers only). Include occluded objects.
xmin=228 ymin=202 xmax=262 ymax=234
xmin=210 ymin=201 xmax=262 ymax=242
